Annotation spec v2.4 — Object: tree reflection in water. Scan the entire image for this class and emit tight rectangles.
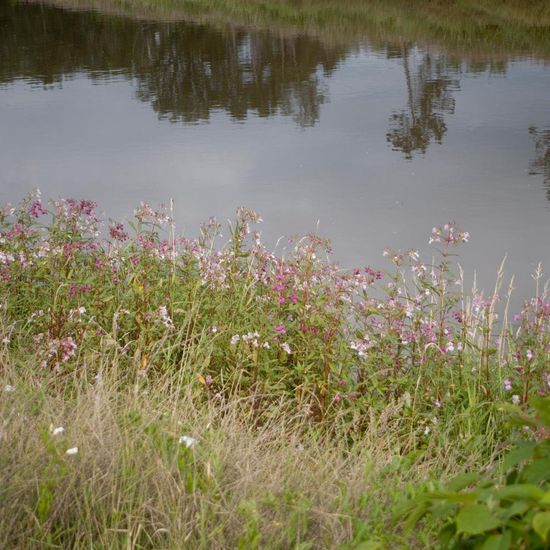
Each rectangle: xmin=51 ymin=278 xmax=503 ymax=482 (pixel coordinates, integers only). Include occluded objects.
xmin=529 ymin=127 xmax=550 ymax=199
xmin=0 ymin=2 xmax=346 ymax=127
xmin=1 ymin=0 xmax=548 ymax=179
xmin=386 ymin=45 xmax=460 ymax=159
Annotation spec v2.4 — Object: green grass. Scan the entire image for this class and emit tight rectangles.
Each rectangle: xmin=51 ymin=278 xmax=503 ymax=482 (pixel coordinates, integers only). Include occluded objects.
xmin=0 ymin=192 xmax=548 ymax=547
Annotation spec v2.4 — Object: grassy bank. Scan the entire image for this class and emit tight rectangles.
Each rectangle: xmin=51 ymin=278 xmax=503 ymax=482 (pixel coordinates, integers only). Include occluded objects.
xmin=25 ymin=0 xmax=550 ymax=58
xmin=0 ymin=191 xmax=549 ymax=547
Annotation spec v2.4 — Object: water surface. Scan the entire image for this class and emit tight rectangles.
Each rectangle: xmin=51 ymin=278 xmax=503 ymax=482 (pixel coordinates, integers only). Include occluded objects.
xmin=1 ymin=0 xmax=549 ymax=301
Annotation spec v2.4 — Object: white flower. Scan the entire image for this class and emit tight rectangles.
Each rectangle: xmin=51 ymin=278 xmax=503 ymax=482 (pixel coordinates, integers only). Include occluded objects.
xmin=526 ymin=349 xmax=533 ymax=361
xmin=4 ymin=384 xmax=14 ymax=393
xmin=77 ymin=306 xmax=86 ymax=315
xmin=281 ymin=342 xmax=291 ymax=355
xmin=512 ymin=395 xmax=520 ymax=405
xmin=66 ymin=447 xmax=78 ymax=455
xmin=52 ymin=426 xmax=65 ymax=436
xmin=424 ymin=426 xmax=430 ymax=435
xmin=211 ymin=326 xmax=218 ymax=334
xmin=262 ymin=341 xmax=270 ymax=349
xmin=230 ymin=334 xmax=240 ymax=346
xmin=179 ymin=435 xmax=198 ymax=449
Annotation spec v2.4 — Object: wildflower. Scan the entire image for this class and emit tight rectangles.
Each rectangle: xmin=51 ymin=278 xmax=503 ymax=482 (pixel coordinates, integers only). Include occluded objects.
xmin=262 ymin=341 xmax=270 ymax=349
xmin=503 ymin=378 xmax=512 ymax=392
xmin=66 ymin=447 xmax=78 ymax=455
xmin=350 ymin=340 xmax=369 ymax=358
xmin=230 ymin=334 xmax=240 ymax=346
xmin=274 ymin=325 xmax=286 ymax=335
xmin=60 ymin=337 xmax=77 ymax=362
xmin=4 ymin=384 xmax=14 ymax=393
xmin=526 ymin=349 xmax=533 ymax=361
xmin=281 ymin=342 xmax=291 ymax=355
xmin=52 ymin=426 xmax=65 ymax=436
xmin=179 ymin=435 xmax=198 ymax=448
xmin=434 ymin=399 xmax=441 ymax=408
xmin=211 ymin=326 xmax=218 ymax=334
xmin=512 ymin=395 xmax=520 ymax=405
xmin=424 ymin=426 xmax=430 ymax=435
xmin=445 ymin=342 xmax=455 ymax=353
xmin=108 ymin=222 xmax=128 ymax=241
xmin=158 ymin=306 xmax=174 ymax=329
xmin=333 ymin=393 xmax=341 ymax=403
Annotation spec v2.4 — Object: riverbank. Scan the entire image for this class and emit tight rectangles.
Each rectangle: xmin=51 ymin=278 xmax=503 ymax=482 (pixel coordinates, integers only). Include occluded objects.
xmin=23 ymin=0 xmax=550 ymax=58
xmin=0 ymin=192 xmax=549 ymax=547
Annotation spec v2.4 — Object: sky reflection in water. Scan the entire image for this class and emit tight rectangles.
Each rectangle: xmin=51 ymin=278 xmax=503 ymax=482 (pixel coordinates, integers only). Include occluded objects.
xmin=0 ymin=1 xmax=549 ymax=303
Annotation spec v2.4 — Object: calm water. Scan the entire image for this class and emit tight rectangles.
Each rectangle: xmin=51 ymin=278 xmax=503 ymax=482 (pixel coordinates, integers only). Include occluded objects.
xmin=1 ymin=1 xmax=549 ymax=300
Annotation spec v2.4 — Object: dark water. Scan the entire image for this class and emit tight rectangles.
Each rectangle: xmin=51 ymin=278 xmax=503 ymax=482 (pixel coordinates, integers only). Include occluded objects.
xmin=1 ymin=1 xmax=549 ymax=301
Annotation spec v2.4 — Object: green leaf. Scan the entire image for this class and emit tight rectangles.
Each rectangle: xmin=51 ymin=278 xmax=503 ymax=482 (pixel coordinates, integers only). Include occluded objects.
xmin=533 ymin=511 xmax=550 ymax=543
xmin=456 ymin=505 xmax=502 ymax=535
xmin=494 ymin=484 xmax=545 ymax=502
xmin=540 ymin=491 xmax=550 ymax=505
xmin=521 ymin=458 xmax=550 ymax=484
xmin=531 ymin=396 xmax=550 ymax=427
xmin=481 ymin=532 xmax=512 ymax=550
xmin=446 ymin=472 xmax=480 ymax=492
xmin=404 ymin=503 xmax=429 ymax=532
xmin=501 ymin=500 xmax=530 ymax=519
xmin=352 ymin=542 xmax=382 ymax=550
xmin=437 ymin=522 xmax=456 ymax=546
xmin=426 ymin=491 xmax=478 ymax=504
xmin=503 ymin=444 xmax=536 ymax=471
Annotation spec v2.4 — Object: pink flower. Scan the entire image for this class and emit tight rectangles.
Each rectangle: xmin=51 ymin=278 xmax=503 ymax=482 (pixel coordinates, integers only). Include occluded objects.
xmin=274 ymin=325 xmax=286 ymax=335
xmin=28 ymin=200 xmax=47 ymax=218
xmin=109 ymin=223 xmax=128 ymax=241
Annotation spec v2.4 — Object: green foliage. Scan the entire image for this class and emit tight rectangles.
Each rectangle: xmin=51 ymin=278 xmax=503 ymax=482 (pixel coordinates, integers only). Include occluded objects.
xmin=0 ymin=192 xmax=549 ymax=547
xmin=406 ymin=396 xmax=550 ymax=549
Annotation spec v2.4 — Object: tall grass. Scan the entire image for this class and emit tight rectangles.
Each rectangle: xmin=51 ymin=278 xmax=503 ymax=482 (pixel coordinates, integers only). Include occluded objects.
xmin=0 ymin=190 xmax=548 ymax=547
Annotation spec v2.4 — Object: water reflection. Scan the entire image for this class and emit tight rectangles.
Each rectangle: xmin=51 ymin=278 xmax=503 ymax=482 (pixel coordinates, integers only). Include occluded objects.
xmin=1 ymin=0 xmax=549 ymax=180
xmin=529 ymin=127 xmax=550 ymax=199
xmin=386 ymin=46 xmax=460 ymax=159
xmin=0 ymin=2 xmax=347 ymax=126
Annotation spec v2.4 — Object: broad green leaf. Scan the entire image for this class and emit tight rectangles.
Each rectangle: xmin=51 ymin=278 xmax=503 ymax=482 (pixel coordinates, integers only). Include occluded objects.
xmin=503 ymin=444 xmax=536 ymax=471
xmin=456 ymin=504 xmax=502 ymax=535
xmin=521 ymin=458 xmax=550 ymax=484
xmin=481 ymin=532 xmax=512 ymax=550
xmin=426 ymin=490 xmax=478 ymax=504
xmin=540 ymin=491 xmax=550 ymax=505
xmin=404 ymin=503 xmax=429 ymax=532
xmin=531 ymin=396 xmax=550 ymax=427
xmin=446 ymin=472 xmax=480 ymax=492
xmin=501 ymin=500 xmax=529 ymax=519
xmin=437 ymin=522 xmax=456 ymax=546
xmin=532 ymin=511 xmax=550 ymax=543
xmin=494 ymin=484 xmax=545 ymax=502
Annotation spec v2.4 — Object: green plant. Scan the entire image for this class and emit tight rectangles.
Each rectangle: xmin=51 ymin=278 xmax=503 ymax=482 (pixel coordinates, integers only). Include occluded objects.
xmin=405 ymin=396 xmax=550 ymax=549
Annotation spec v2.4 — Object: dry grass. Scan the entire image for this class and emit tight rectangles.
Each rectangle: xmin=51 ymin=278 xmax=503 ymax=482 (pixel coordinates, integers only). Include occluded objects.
xmin=0 ymin=354 xmax=489 ymax=549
